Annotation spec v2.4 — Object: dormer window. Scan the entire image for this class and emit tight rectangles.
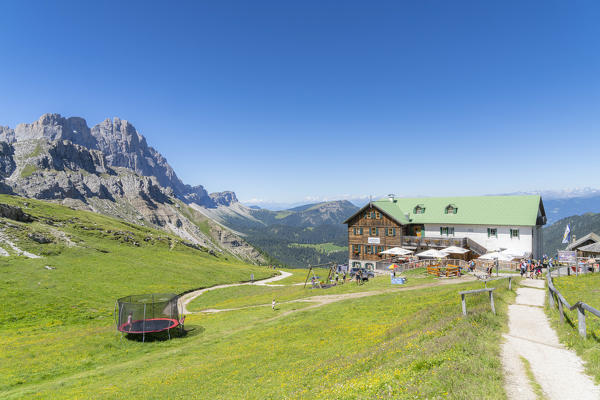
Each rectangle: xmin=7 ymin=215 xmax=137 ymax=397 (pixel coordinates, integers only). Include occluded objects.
xmin=445 ymin=204 xmax=457 ymax=214
xmin=414 ymin=205 xmax=425 ymax=214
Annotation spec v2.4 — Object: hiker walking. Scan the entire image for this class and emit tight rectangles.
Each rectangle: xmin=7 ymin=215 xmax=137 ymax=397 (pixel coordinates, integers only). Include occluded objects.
xmin=272 ymin=299 xmax=276 ymax=311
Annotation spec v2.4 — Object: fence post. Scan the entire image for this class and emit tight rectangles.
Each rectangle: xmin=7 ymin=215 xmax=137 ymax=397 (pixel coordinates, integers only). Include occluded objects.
xmin=508 ymin=276 xmax=512 ymax=290
xmin=489 ymin=291 xmax=496 ymax=315
xmin=558 ymin=297 xmax=564 ymax=324
xmin=577 ymin=305 xmax=586 ymax=338
xmin=548 ymin=286 xmax=555 ymax=308
xmin=461 ymin=294 xmax=467 ymax=316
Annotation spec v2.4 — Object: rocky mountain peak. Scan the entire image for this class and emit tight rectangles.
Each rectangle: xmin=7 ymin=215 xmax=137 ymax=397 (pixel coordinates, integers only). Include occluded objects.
xmin=0 ymin=113 xmax=237 ymax=209
xmin=210 ymin=191 xmax=238 ymax=206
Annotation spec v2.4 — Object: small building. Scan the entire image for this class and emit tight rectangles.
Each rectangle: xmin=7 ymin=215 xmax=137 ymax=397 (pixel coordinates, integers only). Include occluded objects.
xmin=344 ymin=195 xmax=546 ymax=269
xmin=578 ymin=242 xmax=600 ymax=257
xmin=566 ymin=232 xmax=600 ymax=255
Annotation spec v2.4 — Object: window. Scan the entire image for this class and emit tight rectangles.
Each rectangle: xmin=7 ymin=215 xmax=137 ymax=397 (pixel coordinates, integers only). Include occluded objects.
xmin=386 ymin=227 xmax=396 ymax=237
xmin=365 ymin=212 xmax=370 ymax=219
xmin=352 ymin=261 xmax=361 ymax=268
xmin=370 ymin=227 xmax=378 ymax=235
xmin=352 ymin=244 xmax=361 ymax=254
xmin=378 ymin=246 xmax=385 ymax=253
xmin=414 ymin=205 xmax=425 ymax=214
xmin=445 ymin=204 xmax=458 ymax=214
xmin=353 ymin=227 xmax=363 ymax=235
xmin=375 ymin=212 xmax=381 ymax=219
xmin=487 ymin=228 xmax=497 ymax=238
xmin=371 ymin=211 xmax=377 ymax=219
xmin=440 ymin=226 xmax=454 ymax=236
xmin=510 ymin=229 xmax=520 ymax=239
xmin=366 ymin=245 xmax=377 ymax=255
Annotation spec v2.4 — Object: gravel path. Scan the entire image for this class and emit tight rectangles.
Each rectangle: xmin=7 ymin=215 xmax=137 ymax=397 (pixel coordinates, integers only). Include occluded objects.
xmin=502 ymin=278 xmax=600 ymax=399
xmin=179 ymin=271 xmax=293 ymax=314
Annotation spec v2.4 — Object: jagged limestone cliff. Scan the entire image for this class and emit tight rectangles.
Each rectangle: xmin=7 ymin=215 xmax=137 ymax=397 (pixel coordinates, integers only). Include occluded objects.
xmin=0 ymin=114 xmax=265 ymax=264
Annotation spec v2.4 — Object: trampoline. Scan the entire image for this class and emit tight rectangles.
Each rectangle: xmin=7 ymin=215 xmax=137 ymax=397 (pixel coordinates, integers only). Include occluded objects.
xmin=115 ymin=293 xmax=183 ymax=341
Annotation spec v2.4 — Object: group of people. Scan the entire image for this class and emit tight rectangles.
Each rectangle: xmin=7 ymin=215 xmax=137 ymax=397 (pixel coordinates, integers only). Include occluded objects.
xmin=519 ymin=257 xmax=551 ymax=279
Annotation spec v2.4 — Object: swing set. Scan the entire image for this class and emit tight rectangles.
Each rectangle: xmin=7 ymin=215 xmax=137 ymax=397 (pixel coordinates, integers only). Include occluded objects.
xmin=303 ymin=262 xmax=344 ymax=289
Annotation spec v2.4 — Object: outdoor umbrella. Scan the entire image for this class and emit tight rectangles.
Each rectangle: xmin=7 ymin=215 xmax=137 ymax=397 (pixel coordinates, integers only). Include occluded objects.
xmin=416 ymin=249 xmax=449 ymax=258
xmin=441 ymin=246 xmax=469 ymax=254
xmin=387 ymin=263 xmax=401 ymax=270
xmin=478 ymin=252 xmax=514 ymax=262
xmin=380 ymin=247 xmax=413 ymax=256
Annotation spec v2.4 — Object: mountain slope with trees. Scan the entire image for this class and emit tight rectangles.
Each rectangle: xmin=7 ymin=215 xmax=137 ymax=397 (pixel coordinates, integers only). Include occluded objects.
xmin=197 ymin=200 xmax=359 ymax=267
xmin=543 ymin=212 xmax=600 ymax=256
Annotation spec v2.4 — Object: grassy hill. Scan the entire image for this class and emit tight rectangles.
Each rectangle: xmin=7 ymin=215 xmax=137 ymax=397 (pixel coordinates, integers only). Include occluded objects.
xmin=0 ymin=195 xmax=519 ymax=398
xmin=543 ymin=212 xmax=600 ymax=256
xmin=0 ymin=195 xmax=273 ymax=394
xmin=547 ymin=274 xmax=600 ymax=383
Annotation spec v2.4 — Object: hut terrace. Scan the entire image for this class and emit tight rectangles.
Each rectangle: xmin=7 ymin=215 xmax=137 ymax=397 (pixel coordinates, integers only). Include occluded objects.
xmin=344 ymin=195 xmax=546 ymax=270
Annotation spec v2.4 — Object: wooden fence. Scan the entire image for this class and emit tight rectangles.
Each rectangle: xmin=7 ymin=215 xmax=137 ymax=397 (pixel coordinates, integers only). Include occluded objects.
xmin=547 ymin=266 xmax=600 ymax=338
xmin=376 ymin=258 xmax=468 ymax=272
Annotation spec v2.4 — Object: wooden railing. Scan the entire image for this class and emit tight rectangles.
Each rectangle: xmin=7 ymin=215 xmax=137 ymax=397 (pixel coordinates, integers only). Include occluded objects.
xmin=465 ymin=237 xmax=487 ymax=256
xmin=401 ymin=236 xmax=467 ymax=248
xmin=400 ymin=236 xmax=487 ymax=256
xmin=547 ymin=266 xmax=600 ymax=338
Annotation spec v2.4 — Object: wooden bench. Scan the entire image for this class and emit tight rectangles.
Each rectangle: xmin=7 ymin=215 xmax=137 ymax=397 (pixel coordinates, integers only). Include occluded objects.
xmin=445 ymin=265 xmax=460 ymax=277
xmin=426 ymin=264 xmax=441 ymax=277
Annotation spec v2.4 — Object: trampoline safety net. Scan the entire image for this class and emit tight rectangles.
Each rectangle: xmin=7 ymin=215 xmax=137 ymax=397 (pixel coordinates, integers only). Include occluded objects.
xmin=116 ymin=293 xmax=180 ymax=335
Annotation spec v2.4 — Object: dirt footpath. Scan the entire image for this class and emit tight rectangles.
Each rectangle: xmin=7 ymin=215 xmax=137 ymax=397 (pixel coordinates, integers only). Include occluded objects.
xmin=502 ymin=279 xmax=600 ymax=399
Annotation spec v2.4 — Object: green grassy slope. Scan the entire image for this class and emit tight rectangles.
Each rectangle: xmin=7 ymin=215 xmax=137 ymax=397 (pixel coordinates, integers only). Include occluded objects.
xmin=0 ymin=195 xmax=273 ymax=393
xmin=547 ymin=274 xmax=600 ymax=383
xmin=0 ymin=196 xmax=516 ymax=398
xmin=5 ymin=277 xmax=514 ymax=399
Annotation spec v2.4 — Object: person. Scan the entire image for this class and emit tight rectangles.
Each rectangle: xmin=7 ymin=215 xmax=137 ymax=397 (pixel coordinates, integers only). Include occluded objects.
xmin=535 ymin=262 xmax=542 ymax=279
xmin=520 ymin=261 xmax=526 ymax=278
xmin=127 ymin=312 xmax=133 ymax=332
xmin=272 ymin=299 xmax=276 ymax=311
xmin=251 ymin=273 xmax=254 ymax=283
xmin=469 ymin=260 xmax=475 ymax=272
xmin=529 ymin=261 xmax=535 ymax=279
xmin=342 ymin=272 xmax=347 ymax=284
xmin=335 ymin=272 xmax=339 ymax=284
xmin=392 ymin=268 xmax=396 ymax=278
xmin=356 ymin=270 xmax=362 ymax=285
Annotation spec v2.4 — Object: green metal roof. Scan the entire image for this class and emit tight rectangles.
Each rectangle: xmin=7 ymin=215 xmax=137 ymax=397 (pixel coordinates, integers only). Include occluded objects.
xmin=367 ymin=195 xmax=544 ymax=226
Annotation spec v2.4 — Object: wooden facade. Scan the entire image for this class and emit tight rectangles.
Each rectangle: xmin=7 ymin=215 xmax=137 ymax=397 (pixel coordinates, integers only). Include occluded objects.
xmin=346 ymin=205 xmax=407 ymax=262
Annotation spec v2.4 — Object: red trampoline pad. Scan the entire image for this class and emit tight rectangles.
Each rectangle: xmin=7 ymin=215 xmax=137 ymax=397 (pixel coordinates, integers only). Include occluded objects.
xmin=118 ymin=318 xmax=179 ymax=334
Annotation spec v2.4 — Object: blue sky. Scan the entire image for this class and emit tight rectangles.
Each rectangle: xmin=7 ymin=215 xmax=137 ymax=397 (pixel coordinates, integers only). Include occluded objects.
xmin=1 ymin=1 xmax=599 ymax=205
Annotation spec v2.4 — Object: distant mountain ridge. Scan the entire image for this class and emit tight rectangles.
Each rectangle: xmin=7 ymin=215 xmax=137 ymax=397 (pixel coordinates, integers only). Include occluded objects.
xmin=197 ymin=199 xmax=359 ymax=267
xmin=0 ymin=113 xmax=263 ymax=263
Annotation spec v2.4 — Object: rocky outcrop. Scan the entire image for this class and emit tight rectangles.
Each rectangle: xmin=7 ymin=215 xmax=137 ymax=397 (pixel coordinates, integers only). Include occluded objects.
xmin=210 ymin=191 xmax=238 ymax=206
xmin=0 ymin=203 xmax=34 ymax=222
xmin=0 ymin=113 xmax=265 ymax=264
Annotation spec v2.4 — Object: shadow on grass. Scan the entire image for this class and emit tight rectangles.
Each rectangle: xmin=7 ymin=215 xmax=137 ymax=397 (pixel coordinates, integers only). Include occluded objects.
xmin=122 ymin=325 xmax=205 ymax=342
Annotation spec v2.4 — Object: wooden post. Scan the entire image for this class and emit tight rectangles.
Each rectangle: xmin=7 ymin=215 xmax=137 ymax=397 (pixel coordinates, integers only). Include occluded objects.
xmin=508 ymin=276 xmax=512 ymax=291
xmin=558 ymin=297 xmax=564 ymax=324
xmin=578 ymin=305 xmax=586 ymax=338
xmin=461 ymin=294 xmax=467 ymax=316
xmin=489 ymin=291 xmax=496 ymax=315
xmin=548 ymin=287 xmax=555 ymax=308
